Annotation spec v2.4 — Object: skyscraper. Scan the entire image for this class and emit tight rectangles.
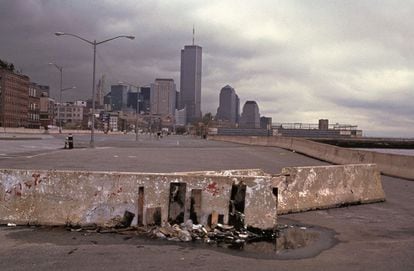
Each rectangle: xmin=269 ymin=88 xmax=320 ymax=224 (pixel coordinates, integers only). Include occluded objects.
xmin=96 ymin=75 xmax=105 ymax=107
xmin=239 ymin=101 xmax=260 ymax=128
xmin=110 ymin=84 xmax=128 ymax=111
xmin=235 ymin=95 xmax=240 ymax=124
xmin=150 ymin=78 xmax=176 ymax=117
xmin=139 ymin=86 xmax=151 ymax=114
xmin=216 ymin=85 xmax=239 ymax=125
xmin=180 ymin=44 xmax=202 ymax=124
xmin=127 ymin=90 xmax=139 ymax=111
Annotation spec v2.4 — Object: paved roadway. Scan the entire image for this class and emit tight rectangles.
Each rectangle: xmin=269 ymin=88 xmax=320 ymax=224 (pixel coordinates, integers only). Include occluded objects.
xmin=0 ymin=134 xmax=413 ymax=271
xmin=0 ymin=133 xmax=330 ymax=173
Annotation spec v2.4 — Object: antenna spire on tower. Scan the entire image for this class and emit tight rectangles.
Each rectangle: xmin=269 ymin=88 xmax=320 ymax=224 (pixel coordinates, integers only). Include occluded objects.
xmin=192 ymin=25 xmax=195 ymax=45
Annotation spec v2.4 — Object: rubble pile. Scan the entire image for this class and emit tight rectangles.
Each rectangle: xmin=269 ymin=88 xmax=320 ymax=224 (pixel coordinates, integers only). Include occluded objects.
xmin=65 ymin=219 xmax=277 ymax=247
xmin=64 ymin=211 xmax=278 ymax=247
xmin=65 ymin=210 xmax=139 ymax=234
xmin=148 ymin=218 xmax=277 ymax=246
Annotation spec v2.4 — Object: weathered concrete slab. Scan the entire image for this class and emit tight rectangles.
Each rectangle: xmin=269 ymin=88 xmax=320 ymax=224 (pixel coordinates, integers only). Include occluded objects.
xmin=0 ymin=169 xmax=277 ymax=229
xmin=0 ymin=164 xmax=385 ymax=229
xmin=273 ymin=164 xmax=385 ymax=214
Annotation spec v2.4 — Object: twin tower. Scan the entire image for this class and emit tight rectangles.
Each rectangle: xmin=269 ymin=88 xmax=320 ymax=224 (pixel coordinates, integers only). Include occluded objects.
xmin=180 ymin=44 xmax=202 ymax=124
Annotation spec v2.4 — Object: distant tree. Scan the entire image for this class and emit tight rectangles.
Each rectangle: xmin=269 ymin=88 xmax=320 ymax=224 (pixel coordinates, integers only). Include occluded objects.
xmin=191 ymin=113 xmax=213 ymax=137
xmin=0 ymin=59 xmax=16 ymax=72
xmin=175 ymin=126 xmax=187 ymax=135
xmin=202 ymin=112 xmax=213 ymax=126
xmin=0 ymin=59 xmax=7 ymax=69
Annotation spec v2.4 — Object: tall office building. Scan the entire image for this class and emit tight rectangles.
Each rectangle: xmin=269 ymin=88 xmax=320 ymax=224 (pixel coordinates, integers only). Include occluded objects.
xmin=215 ymin=85 xmax=240 ymax=125
xmin=96 ymin=75 xmax=105 ymax=107
xmin=103 ymin=92 xmax=112 ymax=111
xmin=239 ymin=101 xmax=260 ymax=128
xmin=150 ymin=78 xmax=176 ymax=117
xmin=110 ymin=84 xmax=128 ymax=111
xmin=139 ymin=86 xmax=151 ymax=114
xmin=126 ymin=85 xmax=140 ymax=112
xmin=127 ymin=90 xmax=139 ymax=112
xmin=235 ymin=95 xmax=240 ymax=124
xmin=180 ymin=44 xmax=202 ymax=124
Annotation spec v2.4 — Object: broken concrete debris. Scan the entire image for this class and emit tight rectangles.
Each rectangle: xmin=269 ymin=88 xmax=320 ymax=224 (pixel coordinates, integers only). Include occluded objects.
xmin=148 ymin=218 xmax=277 ymax=246
xmin=120 ymin=211 xmax=135 ymax=227
xmin=65 ymin=212 xmax=277 ymax=247
xmin=100 ymin=210 xmax=135 ymax=228
xmin=66 ymin=211 xmax=136 ymax=233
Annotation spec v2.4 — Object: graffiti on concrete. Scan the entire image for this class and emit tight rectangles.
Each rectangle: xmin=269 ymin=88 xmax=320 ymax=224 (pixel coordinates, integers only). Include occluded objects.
xmin=1 ymin=173 xmax=44 ymax=202
xmin=205 ymin=181 xmax=221 ymax=196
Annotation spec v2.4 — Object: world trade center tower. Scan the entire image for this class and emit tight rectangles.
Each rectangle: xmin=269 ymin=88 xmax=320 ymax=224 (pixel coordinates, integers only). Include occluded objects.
xmin=180 ymin=44 xmax=202 ymax=124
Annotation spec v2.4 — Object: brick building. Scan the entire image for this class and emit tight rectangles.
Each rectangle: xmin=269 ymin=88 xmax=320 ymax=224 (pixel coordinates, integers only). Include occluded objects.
xmin=39 ymin=92 xmax=55 ymax=128
xmin=55 ymin=102 xmax=84 ymax=128
xmin=27 ymin=83 xmax=41 ymax=129
xmin=0 ymin=68 xmax=30 ymax=128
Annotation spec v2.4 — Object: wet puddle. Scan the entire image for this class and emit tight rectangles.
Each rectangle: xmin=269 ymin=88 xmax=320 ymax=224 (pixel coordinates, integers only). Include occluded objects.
xmin=201 ymin=220 xmax=338 ymax=259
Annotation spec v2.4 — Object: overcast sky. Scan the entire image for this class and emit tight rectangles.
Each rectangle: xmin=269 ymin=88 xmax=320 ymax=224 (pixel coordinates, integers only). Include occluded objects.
xmin=1 ymin=0 xmax=413 ymax=137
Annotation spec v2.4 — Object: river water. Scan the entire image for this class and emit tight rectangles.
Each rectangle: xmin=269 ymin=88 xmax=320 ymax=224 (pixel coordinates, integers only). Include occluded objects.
xmin=354 ymin=148 xmax=414 ymax=156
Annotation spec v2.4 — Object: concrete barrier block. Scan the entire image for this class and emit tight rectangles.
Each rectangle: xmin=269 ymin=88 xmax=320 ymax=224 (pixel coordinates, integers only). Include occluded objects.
xmin=0 ymin=165 xmax=385 ymax=228
xmin=0 ymin=169 xmax=278 ymax=230
xmin=274 ymin=164 xmax=385 ymax=214
xmin=243 ymin=177 xmax=277 ymax=229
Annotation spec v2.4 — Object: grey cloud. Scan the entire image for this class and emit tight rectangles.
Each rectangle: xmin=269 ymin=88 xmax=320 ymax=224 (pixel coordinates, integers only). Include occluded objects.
xmin=330 ymin=95 xmax=414 ymax=118
xmin=1 ymin=0 xmax=413 ymax=136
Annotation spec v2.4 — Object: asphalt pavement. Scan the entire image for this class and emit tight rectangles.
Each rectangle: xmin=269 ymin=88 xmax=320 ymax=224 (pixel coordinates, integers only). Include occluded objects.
xmin=0 ymin=133 xmax=330 ymax=173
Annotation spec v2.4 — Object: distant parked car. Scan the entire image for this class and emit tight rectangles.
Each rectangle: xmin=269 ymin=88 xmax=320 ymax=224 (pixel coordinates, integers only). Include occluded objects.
xmin=47 ymin=125 xmax=59 ymax=130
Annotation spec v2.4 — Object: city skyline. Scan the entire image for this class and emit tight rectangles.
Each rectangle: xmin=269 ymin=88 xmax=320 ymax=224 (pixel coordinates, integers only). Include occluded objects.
xmin=0 ymin=1 xmax=413 ymax=137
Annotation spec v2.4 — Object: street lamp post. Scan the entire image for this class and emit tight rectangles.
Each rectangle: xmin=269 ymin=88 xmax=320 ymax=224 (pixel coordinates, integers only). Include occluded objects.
xmin=55 ymin=32 xmax=135 ymax=147
xmin=48 ymin=63 xmax=76 ymax=133
xmin=134 ymin=88 xmax=140 ymax=142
